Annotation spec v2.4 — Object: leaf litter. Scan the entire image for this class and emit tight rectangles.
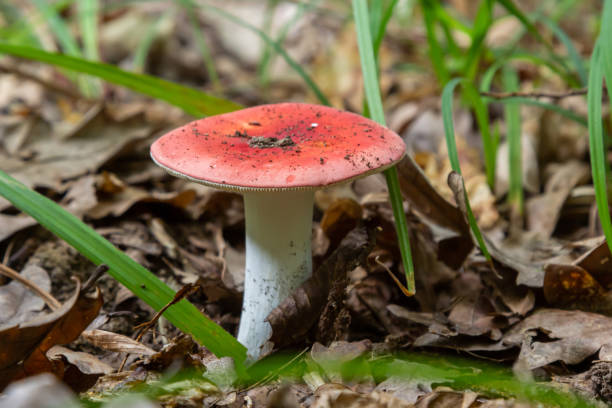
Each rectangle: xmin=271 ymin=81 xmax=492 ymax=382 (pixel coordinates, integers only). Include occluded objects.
xmin=0 ymin=1 xmax=611 ymax=407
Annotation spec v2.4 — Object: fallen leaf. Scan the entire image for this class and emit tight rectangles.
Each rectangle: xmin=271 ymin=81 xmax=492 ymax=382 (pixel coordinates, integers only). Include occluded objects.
xmin=312 ymin=384 xmax=413 ymax=408
xmin=504 ymin=309 xmax=612 ymax=369
xmin=47 ymin=345 xmax=113 ymax=392
xmin=526 ymin=161 xmax=590 ymax=239
xmin=0 ymin=265 xmax=51 ymax=326
xmin=543 ymin=264 xmax=612 ymax=315
xmin=0 ymin=279 xmax=103 ymax=390
xmin=81 ymin=329 xmax=157 ymax=356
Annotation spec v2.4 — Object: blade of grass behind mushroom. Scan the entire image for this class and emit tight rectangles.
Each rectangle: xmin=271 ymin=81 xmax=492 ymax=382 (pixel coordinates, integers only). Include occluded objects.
xmin=0 ymin=43 xmax=242 ymax=116
xmin=587 ymin=39 xmax=612 ymax=254
xmin=352 ymin=0 xmax=415 ymax=295
xmin=196 ymin=1 xmax=330 ymax=106
xmin=0 ymin=169 xmax=248 ymax=368
xmin=441 ymin=78 xmax=492 ymax=263
xmin=29 ymin=0 xmax=100 ymax=97
xmin=502 ymin=65 xmax=523 ymax=216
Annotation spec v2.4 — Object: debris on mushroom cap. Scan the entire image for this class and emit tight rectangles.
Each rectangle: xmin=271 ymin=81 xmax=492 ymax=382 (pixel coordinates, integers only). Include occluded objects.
xmin=150 ymin=103 xmax=406 ymax=191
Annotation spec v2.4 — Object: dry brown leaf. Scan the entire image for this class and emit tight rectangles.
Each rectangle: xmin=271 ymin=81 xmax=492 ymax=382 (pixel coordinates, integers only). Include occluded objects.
xmin=543 ymin=264 xmax=612 ymax=315
xmin=81 ymin=329 xmax=156 ymax=356
xmin=504 ymin=309 xmax=612 ymax=369
xmin=0 ymin=279 xmax=103 ymax=390
xmin=0 ymin=265 xmax=51 ymax=326
xmin=574 ymin=238 xmax=612 ymax=289
xmin=312 ymin=384 xmax=413 ymax=408
xmin=47 ymin=345 xmax=112 ymax=392
xmin=526 ymin=161 xmax=590 ymax=239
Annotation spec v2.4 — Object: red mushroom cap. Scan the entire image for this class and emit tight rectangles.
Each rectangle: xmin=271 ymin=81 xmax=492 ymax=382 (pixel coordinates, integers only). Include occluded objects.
xmin=150 ymin=103 xmax=405 ymax=191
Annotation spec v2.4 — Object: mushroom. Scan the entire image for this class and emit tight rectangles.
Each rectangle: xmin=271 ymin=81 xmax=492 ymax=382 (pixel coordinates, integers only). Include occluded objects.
xmin=150 ymin=103 xmax=405 ymax=360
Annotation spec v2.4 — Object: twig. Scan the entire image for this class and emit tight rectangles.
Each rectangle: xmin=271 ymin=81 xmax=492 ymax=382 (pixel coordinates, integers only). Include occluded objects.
xmin=480 ymin=88 xmax=588 ymax=100
xmin=118 ymin=283 xmax=200 ymax=371
xmin=0 ymin=62 xmax=88 ymax=100
xmin=0 ymin=263 xmax=61 ymax=311
xmin=83 ymin=264 xmax=109 ymax=292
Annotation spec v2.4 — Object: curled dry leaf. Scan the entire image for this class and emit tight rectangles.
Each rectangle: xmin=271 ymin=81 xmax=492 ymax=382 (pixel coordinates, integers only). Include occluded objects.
xmin=0 ymin=279 xmax=103 ymax=390
xmin=46 ymin=345 xmax=112 ymax=392
xmin=504 ymin=309 xmax=612 ymax=369
xmin=81 ymin=329 xmax=156 ymax=356
xmin=266 ymin=227 xmax=373 ymax=349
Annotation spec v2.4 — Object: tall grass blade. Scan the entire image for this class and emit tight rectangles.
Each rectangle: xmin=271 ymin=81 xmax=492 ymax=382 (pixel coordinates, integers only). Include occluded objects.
xmin=462 ymin=82 xmax=496 ymax=188
xmin=541 ymin=16 xmax=587 ymax=86
xmin=132 ymin=10 xmax=174 ymax=73
xmin=0 ymin=170 xmax=247 ymax=365
xmin=353 ymin=0 xmax=415 ymax=294
xmin=0 ymin=43 xmax=242 ymax=116
xmin=419 ymin=0 xmax=449 ymax=85
xmin=462 ymin=0 xmax=493 ymax=81
xmin=178 ymin=0 xmax=221 ymax=91
xmin=372 ymin=0 xmax=398 ymax=58
xmin=441 ymin=78 xmax=491 ymax=261
xmin=590 ymin=36 xmax=612 ymax=252
xmin=78 ymin=0 xmax=100 ymax=61
xmin=78 ymin=0 xmax=103 ymax=96
xmin=199 ymin=2 xmax=330 ymax=105
xmin=29 ymin=0 xmax=98 ymax=96
xmin=502 ymin=66 xmax=523 ymax=214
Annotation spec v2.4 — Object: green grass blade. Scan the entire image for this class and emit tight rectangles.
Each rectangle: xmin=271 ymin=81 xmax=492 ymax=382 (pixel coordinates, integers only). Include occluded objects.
xmin=590 ymin=37 xmax=612 ymax=252
xmin=178 ymin=0 xmax=221 ymax=91
xmin=502 ymin=66 xmax=523 ymax=214
xmin=462 ymin=81 xmax=496 ymax=188
xmin=132 ymin=10 xmax=174 ymax=73
xmin=257 ymin=0 xmax=310 ymax=86
xmin=462 ymin=0 xmax=493 ymax=81
xmin=441 ymin=78 xmax=491 ymax=261
xmin=29 ymin=0 xmax=81 ymax=56
xmin=602 ymin=0 xmax=612 ymax=96
xmin=29 ymin=0 xmax=98 ymax=96
xmin=372 ymin=0 xmax=398 ymax=58
xmin=77 ymin=0 xmax=103 ymax=96
xmin=78 ymin=0 xmax=100 ymax=61
xmin=419 ymin=0 xmax=449 ymax=85
xmin=541 ymin=16 xmax=587 ymax=86
xmin=353 ymin=0 xmax=415 ymax=294
xmin=199 ymin=2 xmax=330 ymax=106
xmin=0 ymin=43 xmax=242 ymax=116
xmin=0 ymin=170 xmax=247 ymax=366
xmin=496 ymin=0 xmax=550 ymax=51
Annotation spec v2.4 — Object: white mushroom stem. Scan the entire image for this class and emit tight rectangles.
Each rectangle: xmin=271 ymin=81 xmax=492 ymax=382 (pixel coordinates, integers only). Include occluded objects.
xmin=237 ymin=190 xmax=314 ymax=361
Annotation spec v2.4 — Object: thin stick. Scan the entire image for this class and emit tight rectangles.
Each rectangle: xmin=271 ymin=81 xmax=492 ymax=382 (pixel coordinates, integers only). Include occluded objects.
xmin=118 ymin=283 xmax=199 ymax=371
xmin=0 ymin=263 xmax=61 ymax=310
xmin=0 ymin=62 xmax=87 ymax=100
xmin=479 ymin=88 xmax=607 ymax=100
